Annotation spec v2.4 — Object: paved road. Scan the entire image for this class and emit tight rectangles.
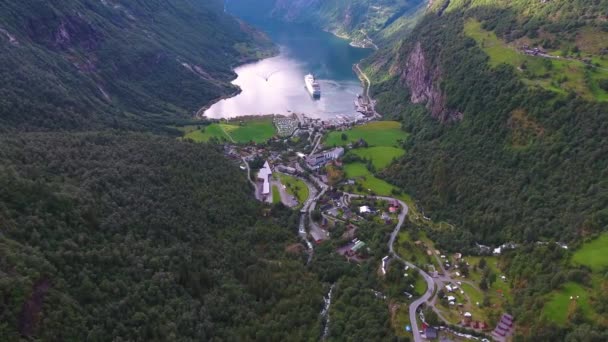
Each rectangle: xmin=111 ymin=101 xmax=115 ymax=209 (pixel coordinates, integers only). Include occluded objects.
xmin=285 ymin=171 xmax=319 ymax=264
xmin=354 ymin=63 xmax=381 ymax=119
xmin=299 ymin=172 xmax=451 ymax=341
xmin=309 ymin=132 xmax=323 ymax=156
xmin=271 ymin=179 xmax=298 ymax=207
xmin=344 ymin=193 xmax=434 ymax=342
xmin=241 ymin=157 xmax=260 ymax=200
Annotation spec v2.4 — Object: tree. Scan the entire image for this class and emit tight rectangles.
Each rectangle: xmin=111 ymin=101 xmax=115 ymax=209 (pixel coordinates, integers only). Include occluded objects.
xmin=312 ymin=209 xmax=322 ymax=222
xmin=480 ymin=278 xmax=488 ymax=291
xmin=341 ymin=133 xmax=348 ymax=141
xmin=423 ymin=307 xmax=440 ymax=327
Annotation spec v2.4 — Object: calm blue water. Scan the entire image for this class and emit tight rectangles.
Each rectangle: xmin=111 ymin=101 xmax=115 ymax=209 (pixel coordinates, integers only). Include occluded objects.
xmin=204 ymin=18 xmax=373 ymax=119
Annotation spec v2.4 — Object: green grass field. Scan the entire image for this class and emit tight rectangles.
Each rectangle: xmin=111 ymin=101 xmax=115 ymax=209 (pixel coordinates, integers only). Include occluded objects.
xmin=221 ymin=118 xmax=276 ymax=143
xmin=182 ymin=118 xmax=275 ymax=144
xmin=464 ymin=19 xmax=608 ymax=101
xmin=462 ymin=283 xmax=483 ymax=305
xmin=572 ymin=233 xmax=608 ymax=272
xmin=343 ymin=162 xmax=412 ymax=202
xmin=543 ymin=282 xmax=592 ymax=325
xmin=344 ymin=162 xmax=395 ymax=194
xmin=182 ymin=124 xmax=230 ymax=142
xmin=324 ymin=121 xmax=408 ymax=147
xmin=272 ymin=185 xmax=281 ymax=204
xmin=277 ymin=174 xmax=309 ymax=203
xmin=414 ymin=273 xmax=427 ymax=295
xmin=351 ymin=146 xmax=405 ymax=170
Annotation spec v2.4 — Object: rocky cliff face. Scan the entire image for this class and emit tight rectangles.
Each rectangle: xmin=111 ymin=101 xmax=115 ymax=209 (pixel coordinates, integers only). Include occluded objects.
xmin=394 ymin=42 xmax=462 ymax=123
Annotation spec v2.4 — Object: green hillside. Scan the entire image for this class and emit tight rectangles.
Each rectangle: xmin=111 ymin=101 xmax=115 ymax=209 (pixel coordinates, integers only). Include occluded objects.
xmin=0 ymin=0 xmax=275 ymax=131
xmin=356 ymin=0 xmax=608 ymax=339
xmin=0 ymin=132 xmax=323 ymax=340
xmin=367 ymin=0 xmax=608 ymax=245
xmin=227 ymin=0 xmax=426 ymax=44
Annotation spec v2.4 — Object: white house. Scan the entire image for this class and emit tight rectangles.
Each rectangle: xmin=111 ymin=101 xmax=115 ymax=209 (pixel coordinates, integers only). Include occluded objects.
xmin=359 ymin=206 xmax=371 ymax=214
xmin=306 ymin=147 xmax=345 ymax=169
xmin=258 ymin=161 xmax=272 ymax=195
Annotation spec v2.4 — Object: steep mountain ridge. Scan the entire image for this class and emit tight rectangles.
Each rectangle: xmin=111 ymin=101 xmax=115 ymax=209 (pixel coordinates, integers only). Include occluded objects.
xmin=0 ymin=2 xmax=328 ymax=340
xmin=0 ymin=0 xmax=275 ymax=131
xmin=227 ymin=0 xmax=427 ymax=46
xmin=362 ymin=0 xmax=608 ymax=246
xmin=393 ymin=41 xmax=463 ymax=122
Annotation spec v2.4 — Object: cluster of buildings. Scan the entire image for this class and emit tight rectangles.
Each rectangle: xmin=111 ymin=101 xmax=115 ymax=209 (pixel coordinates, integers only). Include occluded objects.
xmin=492 ymin=313 xmax=514 ymax=341
xmin=521 ymin=45 xmax=550 ymax=57
xmin=273 ymin=116 xmax=299 ymax=136
xmin=337 ymin=238 xmax=368 ymax=262
xmin=306 ymin=147 xmax=344 ymax=170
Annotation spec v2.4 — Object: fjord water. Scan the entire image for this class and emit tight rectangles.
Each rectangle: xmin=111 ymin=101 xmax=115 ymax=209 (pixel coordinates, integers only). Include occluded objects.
xmin=203 ymin=19 xmax=373 ymax=119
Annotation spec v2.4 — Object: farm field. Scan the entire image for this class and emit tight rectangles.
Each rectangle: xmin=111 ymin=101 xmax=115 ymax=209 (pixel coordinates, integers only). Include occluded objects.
xmin=464 ymin=19 xmax=608 ymax=101
xmin=543 ymin=282 xmax=592 ymax=325
xmin=571 ymin=233 xmax=608 ymax=272
xmin=221 ymin=118 xmax=276 ymax=143
xmin=351 ymin=146 xmax=405 ymax=170
xmin=182 ymin=124 xmax=230 ymax=142
xmin=324 ymin=121 xmax=408 ymax=147
xmin=277 ymin=174 xmax=309 ymax=203
xmin=344 ymin=163 xmax=402 ymax=197
xmin=182 ymin=118 xmax=276 ymax=143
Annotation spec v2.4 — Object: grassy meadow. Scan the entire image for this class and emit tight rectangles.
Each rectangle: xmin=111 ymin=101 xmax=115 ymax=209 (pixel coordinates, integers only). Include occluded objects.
xmin=277 ymin=174 xmax=309 ymax=203
xmin=324 ymin=121 xmax=408 ymax=147
xmin=543 ymin=282 xmax=592 ymax=325
xmin=183 ymin=117 xmax=276 ymax=143
xmin=351 ymin=146 xmax=405 ymax=169
xmin=572 ymin=233 xmax=608 ymax=272
xmin=464 ymin=19 xmax=608 ymax=101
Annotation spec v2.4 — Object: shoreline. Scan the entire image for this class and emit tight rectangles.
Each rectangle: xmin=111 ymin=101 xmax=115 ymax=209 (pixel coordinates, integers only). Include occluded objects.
xmin=353 ymin=63 xmax=381 ymax=118
xmin=196 ymin=88 xmax=242 ymax=119
xmin=198 ymin=23 xmax=376 ymax=121
xmin=324 ymin=28 xmax=379 ymax=51
xmin=195 ymin=48 xmax=281 ymax=119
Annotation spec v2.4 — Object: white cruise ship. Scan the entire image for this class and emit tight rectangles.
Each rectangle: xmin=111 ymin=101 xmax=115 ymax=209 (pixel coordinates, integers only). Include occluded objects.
xmin=305 ymin=74 xmax=321 ymax=98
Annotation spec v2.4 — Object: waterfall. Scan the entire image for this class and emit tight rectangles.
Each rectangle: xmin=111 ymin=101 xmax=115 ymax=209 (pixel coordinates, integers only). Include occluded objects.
xmin=320 ymin=283 xmax=336 ymax=340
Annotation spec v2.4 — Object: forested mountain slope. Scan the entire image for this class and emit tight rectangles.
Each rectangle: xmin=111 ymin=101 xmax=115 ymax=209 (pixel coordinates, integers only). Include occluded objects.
xmin=0 ymin=133 xmax=323 ymax=340
xmin=0 ymin=0 xmax=274 ymax=131
xmin=226 ymin=0 xmax=426 ymax=44
xmin=0 ymin=1 xmax=324 ymax=340
xmin=364 ymin=0 xmax=608 ymax=246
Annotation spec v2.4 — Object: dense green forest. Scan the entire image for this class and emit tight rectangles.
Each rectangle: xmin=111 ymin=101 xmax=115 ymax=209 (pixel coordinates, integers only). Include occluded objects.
xmin=368 ymin=0 xmax=608 ymax=246
xmin=0 ymin=2 xmax=402 ymax=339
xmin=0 ymin=0 xmax=275 ymax=131
xmin=0 ymin=132 xmax=325 ymax=340
xmin=356 ymin=0 xmax=608 ymax=338
xmin=3 ymin=0 xmax=608 ymax=339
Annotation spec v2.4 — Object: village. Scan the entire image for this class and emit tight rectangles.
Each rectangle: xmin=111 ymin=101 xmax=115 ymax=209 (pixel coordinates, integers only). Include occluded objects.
xmin=215 ymin=112 xmax=519 ymax=342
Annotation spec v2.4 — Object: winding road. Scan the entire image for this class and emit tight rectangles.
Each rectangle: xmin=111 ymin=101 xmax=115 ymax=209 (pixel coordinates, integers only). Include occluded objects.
xmin=354 ymin=63 xmax=380 ymax=118
xmin=289 ymin=163 xmax=440 ymax=341
xmin=241 ymin=157 xmax=259 ymax=200
xmin=344 ymin=193 xmax=435 ymax=342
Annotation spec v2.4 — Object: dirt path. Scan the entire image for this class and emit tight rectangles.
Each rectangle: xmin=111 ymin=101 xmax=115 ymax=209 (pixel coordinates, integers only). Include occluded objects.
xmin=220 ymin=124 xmax=236 ymax=143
